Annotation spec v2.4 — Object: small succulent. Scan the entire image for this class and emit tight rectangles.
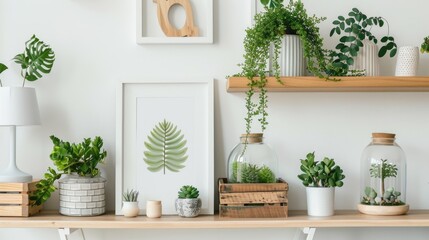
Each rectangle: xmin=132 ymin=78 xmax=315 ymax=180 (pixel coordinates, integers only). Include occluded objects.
xmin=298 ymin=152 xmax=345 ymax=187
xmin=123 ymin=189 xmax=139 ymax=202
xmin=178 ymin=185 xmax=199 ymax=199
xmin=362 ymin=186 xmax=377 ymax=205
xmin=241 ymin=163 xmax=260 ymax=183
xmin=258 ymin=166 xmax=276 ymax=183
xmin=421 ymin=36 xmax=429 ymax=54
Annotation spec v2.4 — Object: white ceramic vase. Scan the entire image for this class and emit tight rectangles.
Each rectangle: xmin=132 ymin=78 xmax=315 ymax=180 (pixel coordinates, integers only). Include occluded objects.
xmin=146 ymin=200 xmax=162 ymax=218
xmin=122 ymin=202 xmax=139 ymax=217
xmin=350 ymin=39 xmax=380 ymax=76
xmin=306 ymin=187 xmax=335 ymax=217
xmin=271 ymin=34 xmax=305 ymax=76
xmin=395 ymin=46 xmax=419 ymax=76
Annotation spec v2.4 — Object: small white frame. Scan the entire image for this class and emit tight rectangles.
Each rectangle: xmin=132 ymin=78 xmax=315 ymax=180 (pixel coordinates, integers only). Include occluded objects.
xmin=136 ymin=0 xmax=213 ymax=44
xmin=116 ymin=78 xmax=214 ymax=215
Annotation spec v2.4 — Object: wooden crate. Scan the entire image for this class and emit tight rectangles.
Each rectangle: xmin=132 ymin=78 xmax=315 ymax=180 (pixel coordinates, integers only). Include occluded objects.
xmin=219 ymin=178 xmax=288 ymax=218
xmin=0 ymin=180 xmax=43 ymax=217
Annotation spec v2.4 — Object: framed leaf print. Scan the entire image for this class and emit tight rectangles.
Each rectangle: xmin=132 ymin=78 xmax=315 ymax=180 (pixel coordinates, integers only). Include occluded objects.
xmin=116 ymin=78 xmax=214 ymax=215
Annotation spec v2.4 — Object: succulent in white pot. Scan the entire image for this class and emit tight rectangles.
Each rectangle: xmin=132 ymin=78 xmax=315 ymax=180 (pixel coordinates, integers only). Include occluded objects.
xmin=175 ymin=185 xmax=201 ymax=218
xmin=122 ymin=189 xmax=140 ymax=218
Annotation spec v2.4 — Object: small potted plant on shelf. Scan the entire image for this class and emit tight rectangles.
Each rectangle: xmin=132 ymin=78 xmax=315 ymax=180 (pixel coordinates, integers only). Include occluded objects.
xmin=298 ymin=152 xmax=345 ymax=217
xmin=421 ymin=36 xmax=429 ymax=54
xmin=122 ymin=189 xmax=140 ymax=218
xmin=327 ymin=8 xmax=397 ymax=76
xmin=30 ymin=135 xmax=107 ymax=216
xmin=175 ymin=185 xmax=201 ymax=218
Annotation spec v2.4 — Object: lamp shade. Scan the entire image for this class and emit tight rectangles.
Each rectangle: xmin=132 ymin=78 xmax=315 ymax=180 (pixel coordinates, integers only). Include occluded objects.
xmin=0 ymin=87 xmax=41 ymax=126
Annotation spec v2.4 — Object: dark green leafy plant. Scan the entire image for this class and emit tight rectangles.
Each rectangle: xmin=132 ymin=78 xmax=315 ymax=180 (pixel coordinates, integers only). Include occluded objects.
xmin=123 ymin=189 xmax=139 ymax=202
xmin=30 ymin=135 xmax=107 ymax=206
xmin=237 ymin=0 xmax=329 ymax=138
xmin=421 ymin=36 xmax=429 ymax=54
xmin=328 ymin=8 xmax=397 ymax=76
xmin=178 ymin=185 xmax=199 ymax=199
xmin=0 ymin=63 xmax=7 ymax=87
xmin=143 ymin=119 xmax=188 ymax=174
xmin=298 ymin=152 xmax=345 ymax=187
xmin=12 ymin=35 xmax=55 ymax=87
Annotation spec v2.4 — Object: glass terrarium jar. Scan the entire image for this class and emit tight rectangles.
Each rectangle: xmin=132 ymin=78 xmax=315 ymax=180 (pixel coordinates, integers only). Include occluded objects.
xmin=227 ymin=133 xmax=278 ymax=183
xmin=358 ymin=133 xmax=409 ymax=215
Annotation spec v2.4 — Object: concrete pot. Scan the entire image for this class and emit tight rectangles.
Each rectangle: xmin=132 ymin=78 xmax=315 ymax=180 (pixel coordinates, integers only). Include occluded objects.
xmin=175 ymin=198 xmax=201 ymax=217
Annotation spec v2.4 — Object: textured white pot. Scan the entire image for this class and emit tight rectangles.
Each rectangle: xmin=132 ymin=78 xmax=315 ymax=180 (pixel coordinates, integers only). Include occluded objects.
xmin=122 ymin=202 xmax=139 ymax=218
xmin=59 ymin=174 xmax=106 ymax=216
xmin=175 ymin=198 xmax=201 ymax=218
xmin=395 ymin=46 xmax=419 ymax=76
xmin=306 ymin=187 xmax=335 ymax=217
xmin=350 ymin=39 xmax=380 ymax=76
xmin=271 ymin=34 xmax=305 ymax=76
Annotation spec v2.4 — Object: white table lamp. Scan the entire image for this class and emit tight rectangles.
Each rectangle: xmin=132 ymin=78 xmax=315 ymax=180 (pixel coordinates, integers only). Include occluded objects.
xmin=0 ymin=87 xmax=41 ymax=182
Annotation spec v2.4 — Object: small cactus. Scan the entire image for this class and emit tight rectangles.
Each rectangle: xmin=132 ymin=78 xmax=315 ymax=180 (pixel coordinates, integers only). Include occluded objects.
xmin=258 ymin=165 xmax=276 ymax=183
xmin=241 ymin=164 xmax=260 ymax=183
xmin=178 ymin=185 xmax=199 ymax=199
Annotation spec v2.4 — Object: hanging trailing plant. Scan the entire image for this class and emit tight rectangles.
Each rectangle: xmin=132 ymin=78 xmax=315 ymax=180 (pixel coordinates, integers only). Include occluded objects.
xmin=327 ymin=8 xmax=397 ymax=76
xmin=236 ymin=0 xmax=329 ymax=137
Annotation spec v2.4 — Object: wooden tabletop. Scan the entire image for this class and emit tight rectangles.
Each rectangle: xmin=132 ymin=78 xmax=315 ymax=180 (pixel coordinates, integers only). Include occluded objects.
xmin=1 ymin=210 xmax=429 ymax=229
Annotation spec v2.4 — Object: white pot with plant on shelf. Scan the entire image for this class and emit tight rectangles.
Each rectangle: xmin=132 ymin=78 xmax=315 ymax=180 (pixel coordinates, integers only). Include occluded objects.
xmin=122 ymin=189 xmax=140 ymax=218
xmin=175 ymin=185 xmax=201 ymax=218
xmin=298 ymin=152 xmax=346 ymax=217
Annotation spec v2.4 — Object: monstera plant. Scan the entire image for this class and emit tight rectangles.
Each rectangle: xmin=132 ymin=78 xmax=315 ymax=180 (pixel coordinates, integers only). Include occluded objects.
xmin=0 ymin=35 xmax=55 ymax=87
xmin=143 ymin=119 xmax=188 ymax=174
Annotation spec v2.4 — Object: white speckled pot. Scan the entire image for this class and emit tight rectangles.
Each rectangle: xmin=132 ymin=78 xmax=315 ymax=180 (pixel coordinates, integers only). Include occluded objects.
xmin=59 ymin=174 xmax=106 ymax=216
xmin=175 ymin=198 xmax=201 ymax=218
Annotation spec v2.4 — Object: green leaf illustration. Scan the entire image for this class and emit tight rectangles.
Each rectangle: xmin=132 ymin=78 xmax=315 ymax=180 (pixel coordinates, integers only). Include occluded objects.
xmin=143 ymin=119 xmax=188 ymax=174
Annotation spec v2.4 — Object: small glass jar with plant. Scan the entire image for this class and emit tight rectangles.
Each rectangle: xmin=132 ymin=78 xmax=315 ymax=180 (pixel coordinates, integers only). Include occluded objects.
xmin=298 ymin=152 xmax=345 ymax=216
xmin=175 ymin=185 xmax=201 ymax=218
xmin=122 ymin=189 xmax=140 ymax=218
xmin=358 ymin=133 xmax=408 ymax=216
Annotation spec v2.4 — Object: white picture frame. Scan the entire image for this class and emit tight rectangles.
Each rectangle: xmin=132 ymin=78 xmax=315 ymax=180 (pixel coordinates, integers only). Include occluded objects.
xmin=136 ymin=0 xmax=213 ymax=44
xmin=116 ymin=78 xmax=214 ymax=215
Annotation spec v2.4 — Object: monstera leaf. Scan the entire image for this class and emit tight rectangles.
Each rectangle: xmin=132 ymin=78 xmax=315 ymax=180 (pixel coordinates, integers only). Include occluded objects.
xmin=13 ymin=35 xmax=55 ymax=83
xmin=144 ymin=119 xmax=188 ymax=174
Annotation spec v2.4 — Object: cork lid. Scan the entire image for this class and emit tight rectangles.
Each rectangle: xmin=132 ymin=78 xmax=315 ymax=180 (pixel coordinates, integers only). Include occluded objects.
xmin=372 ymin=132 xmax=396 ymax=144
xmin=240 ymin=133 xmax=263 ymax=143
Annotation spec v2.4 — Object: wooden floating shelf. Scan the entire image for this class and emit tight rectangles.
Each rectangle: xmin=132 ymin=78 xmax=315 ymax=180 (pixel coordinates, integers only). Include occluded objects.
xmin=227 ymin=76 xmax=429 ymax=92
xmin=1 ymin=210 xmax=429 ymax=228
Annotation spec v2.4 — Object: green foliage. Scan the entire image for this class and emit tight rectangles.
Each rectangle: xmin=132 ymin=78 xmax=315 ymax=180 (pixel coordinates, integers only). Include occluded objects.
xmin=0 ymin=63 xmax=7 ymax=87
xmin=298 ymin=152 xmax=345 ymax=187
xmin=241 ymin=163 xmax=260 ymax=183
xmin=230 ymin=162 xmax=276 ymax=183
xmin=12 ymin=35 xmax=55 ymax=86
xmin=123 ymin=189 xmax=139 ymax=202
xmin=31 ymin=135 xmax=107 ymax=206
xmin=361 ymin=186 xmax=404 ymax=206
xmin=260 ymin=0 xmax=284 ymax=9
xmin=143 ymin=119 xmax=188 ymax=174
xmin=178 ymin=185 xmax=199 ymax=199
xmin=258 ymin=165 xmax=276 ymax=183
xmin=328 ymin=8 xmax=397 ymax=76
xmin=370 ymin=159 xmax=398 ymax=180
xmin=421 ymin=36 xmax=429 ymax=54
xmin=361 ymin=186 xmax=377 ymax=205
xmin=237 ymin=0 xmax=329 ymax=136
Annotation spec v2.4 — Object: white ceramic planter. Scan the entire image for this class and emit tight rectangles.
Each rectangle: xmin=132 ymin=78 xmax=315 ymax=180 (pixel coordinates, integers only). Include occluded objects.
xmin=306 ymin=187 xmax=335 ymax=217
xmin=122 ymin=202 xmax=139 ymax=218
xmin=175 ymin=198 xmax=201 ymax=218
xmin=59 ymin=174 xmax=106 ymax=216
xmin=350 ymin=39 xmax=380 ymax=76
xmin=395 ymin=46 xmax=419 ymax=76
xmin=270 ymin=34 xmax=305 ymax=76
xmin=146 ymin=200 xmax=162 ymax=218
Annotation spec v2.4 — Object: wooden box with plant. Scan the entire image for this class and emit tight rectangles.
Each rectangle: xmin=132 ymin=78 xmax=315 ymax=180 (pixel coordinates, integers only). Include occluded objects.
xmin=175 ymin=185 xmax=202 ymax=218
xmin=218 ymin=178 xmax=288 ymax=218
xmin=31 ymin=135 xmax=107 ymax=216
xmin=0 ymin=181 xmax=43 ymax=217
xmin=122 ymin=189 xmax=140 ymax=218
xmin=298 ymin=152 xmax=345 ymax=217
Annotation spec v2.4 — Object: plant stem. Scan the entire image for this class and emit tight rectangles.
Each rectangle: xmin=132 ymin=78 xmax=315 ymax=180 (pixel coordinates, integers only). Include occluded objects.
xmin=0 ymin=79 xmax=2 ymax=87
xmin=21 ymin=71 xmax=26 ymax=87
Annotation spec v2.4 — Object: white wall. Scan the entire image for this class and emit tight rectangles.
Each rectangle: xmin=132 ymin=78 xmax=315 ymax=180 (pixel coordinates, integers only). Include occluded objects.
xmin=1 ymin=0 xmax=429 ymax=239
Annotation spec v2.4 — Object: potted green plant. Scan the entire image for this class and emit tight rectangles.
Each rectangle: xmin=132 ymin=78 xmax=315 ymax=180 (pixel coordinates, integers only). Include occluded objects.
xmin=298 ymin=152 xmax=345 ymax=216
xmin=327 ymin=8 xmax=397 ymax=76
xmin=236 ymin=0 xmax=329 ymax=138
xmin=30 ymin=135 xmax=107 ymax=216
xmin=421 ymin=36 xmax=429 ymax=54
xmin=175 ymin=185 xmax=201 ymax=218
xmin=122 ymin=189 xmax=140 ymax=218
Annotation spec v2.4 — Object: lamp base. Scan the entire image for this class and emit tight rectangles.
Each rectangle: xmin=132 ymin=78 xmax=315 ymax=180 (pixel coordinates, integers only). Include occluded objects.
xmin=0 ymin=167 xmax=33 ymax=183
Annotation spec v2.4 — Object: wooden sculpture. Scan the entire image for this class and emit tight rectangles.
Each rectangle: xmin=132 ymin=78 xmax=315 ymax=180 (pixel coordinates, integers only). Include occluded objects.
xmin=153 ymin=0 xmax=199 ymax=37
